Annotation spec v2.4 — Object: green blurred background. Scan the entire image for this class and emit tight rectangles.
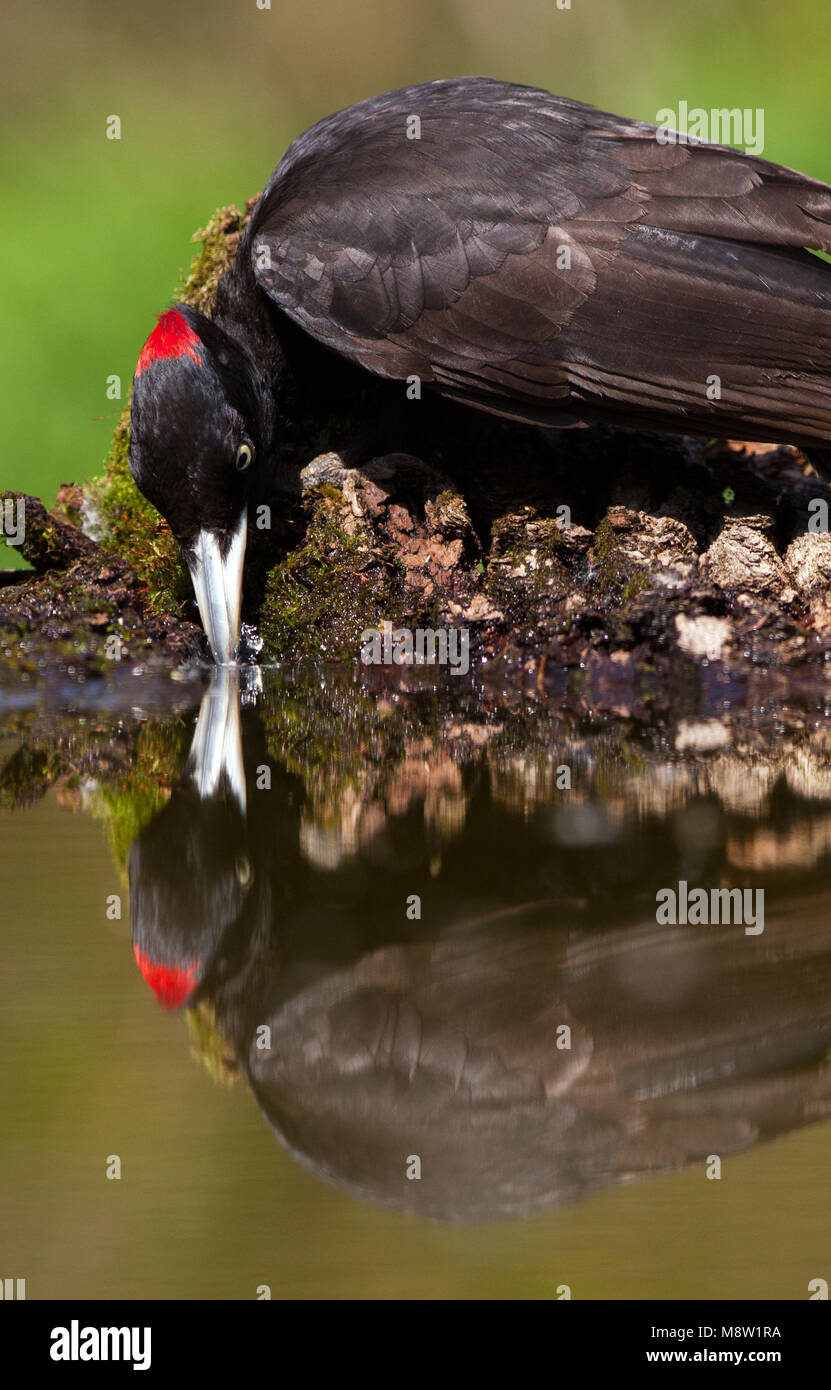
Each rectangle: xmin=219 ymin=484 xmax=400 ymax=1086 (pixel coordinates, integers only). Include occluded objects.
xmin=3 ymin=0 xmax=831 ymax=509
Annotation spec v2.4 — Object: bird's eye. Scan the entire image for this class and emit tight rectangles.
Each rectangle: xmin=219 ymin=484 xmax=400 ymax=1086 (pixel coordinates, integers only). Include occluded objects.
xmin=235 ymin=442 xmax=254 ymax=471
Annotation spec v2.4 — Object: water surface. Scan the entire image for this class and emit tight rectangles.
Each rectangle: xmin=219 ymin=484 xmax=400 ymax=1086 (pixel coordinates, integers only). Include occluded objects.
xmin=2 ymin=664 xmax=830 ymax=1298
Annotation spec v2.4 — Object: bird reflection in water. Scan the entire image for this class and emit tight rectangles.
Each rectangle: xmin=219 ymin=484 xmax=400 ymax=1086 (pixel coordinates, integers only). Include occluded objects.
xmin=127 ymin=672 xmax=831 ymax=1222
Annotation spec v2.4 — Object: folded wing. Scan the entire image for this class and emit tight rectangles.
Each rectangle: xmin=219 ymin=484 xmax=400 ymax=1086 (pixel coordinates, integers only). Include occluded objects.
xmin=248 ymin=77 xmax=831 ymax=444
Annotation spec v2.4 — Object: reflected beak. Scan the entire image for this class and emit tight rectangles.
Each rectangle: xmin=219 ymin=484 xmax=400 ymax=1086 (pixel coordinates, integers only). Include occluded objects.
xmin=187 ymin=669 xmax=247 ymax=811
xmin=186 ymin=511 xmax=247 ymax=664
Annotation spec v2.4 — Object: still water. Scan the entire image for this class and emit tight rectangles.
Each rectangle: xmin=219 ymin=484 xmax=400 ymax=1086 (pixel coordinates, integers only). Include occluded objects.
xmin=2 ymin=663 xmax=831 ymax=1299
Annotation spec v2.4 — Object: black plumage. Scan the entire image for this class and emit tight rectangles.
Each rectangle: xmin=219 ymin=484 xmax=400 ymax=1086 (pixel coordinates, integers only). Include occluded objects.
xmin=245 ymin=77 xmax=831 ymax=442
xmin=129 ymin=77 xmax=831 ymax=661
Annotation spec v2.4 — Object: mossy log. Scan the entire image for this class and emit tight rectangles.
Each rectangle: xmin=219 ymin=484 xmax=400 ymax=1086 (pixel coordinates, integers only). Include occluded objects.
xmin=5 ymin=201 xmax=831 ymax=685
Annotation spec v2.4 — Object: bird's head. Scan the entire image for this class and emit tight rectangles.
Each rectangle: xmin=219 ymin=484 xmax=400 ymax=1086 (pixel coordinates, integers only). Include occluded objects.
xmin=129 ymin=305 xmax=268 ymax=663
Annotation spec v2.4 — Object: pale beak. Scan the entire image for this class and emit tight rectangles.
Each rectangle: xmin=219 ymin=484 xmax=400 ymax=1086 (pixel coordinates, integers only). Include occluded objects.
xmin=186 ymin=510 xmax=247 ymax=664
xmin=187 ymin=668 xmax=247 ymax=812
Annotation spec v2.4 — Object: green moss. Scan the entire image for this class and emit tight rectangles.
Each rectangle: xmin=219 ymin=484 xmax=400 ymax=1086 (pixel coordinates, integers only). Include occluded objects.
xmin=311 ymin=481 xmax=349 ymax=507
xmin=431 ymin=489 xmax=472 ymax=535
xmin=591 ymin=516 xmax=649 ymax=607
xmin=178 ymin=205 xmax=244 ymax=315
xmin=0 ymin=493 xmax=67 ymax=573
xmin=86 ymin=721 xmax=190 ymax=868
xmin=259 ymin=487 xmax=406 ymax=661
xmin=622 ymin=571 xmax=649 ymax=603
xmin=486 ymin=508 xmax=565 ymax=617
xmin=0 ymin=746 xmax=64 ymax=810
xmin=0 ymin=715 xmax=189 ymax=871
xmin=257 ymin=667 xmax=442 ymax=811
xmin=186 ymin=1000 xmax=239 ymax=1086
xmin=85 ymin=409 xmax=188 ymax=615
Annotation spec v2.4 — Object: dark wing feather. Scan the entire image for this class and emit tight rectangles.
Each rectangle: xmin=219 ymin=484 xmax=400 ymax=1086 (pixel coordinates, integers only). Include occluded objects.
xmin=247 ymin=77 xmax=831 ymax=444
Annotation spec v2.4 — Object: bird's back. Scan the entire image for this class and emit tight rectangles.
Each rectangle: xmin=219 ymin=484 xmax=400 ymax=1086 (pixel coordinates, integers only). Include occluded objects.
xmin=243 ymin=77 xmax=831 ymax=448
